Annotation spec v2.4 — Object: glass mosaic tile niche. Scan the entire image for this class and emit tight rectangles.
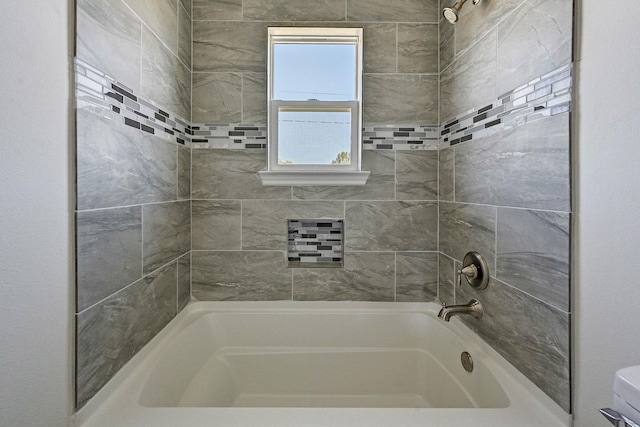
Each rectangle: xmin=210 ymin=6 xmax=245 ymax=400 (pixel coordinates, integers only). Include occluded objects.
xmin=287 ymin=219 xmax=344 ymax=268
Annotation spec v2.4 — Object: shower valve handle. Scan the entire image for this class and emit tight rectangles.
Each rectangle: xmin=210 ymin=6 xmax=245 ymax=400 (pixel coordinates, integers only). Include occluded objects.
xmin=455 ymin=251 xmax=490 ymax=290
xmin=456 ymin=265 xmax=478 ymax=288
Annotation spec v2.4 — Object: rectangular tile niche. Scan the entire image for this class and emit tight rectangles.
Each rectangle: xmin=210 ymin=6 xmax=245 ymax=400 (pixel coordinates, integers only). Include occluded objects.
xmin=287 ymin=219 xmax=344 ymax=268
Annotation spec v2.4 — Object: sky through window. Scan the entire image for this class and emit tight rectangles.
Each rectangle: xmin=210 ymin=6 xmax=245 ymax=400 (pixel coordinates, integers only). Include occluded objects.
xmin=274 ymin=43 xmax=356 ymax=164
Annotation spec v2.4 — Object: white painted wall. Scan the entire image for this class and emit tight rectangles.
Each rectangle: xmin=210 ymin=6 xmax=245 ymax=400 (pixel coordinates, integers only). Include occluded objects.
xmin=0 ymin=1 xmax=73 ymax=426
xmin=574 ymin=2 xmax=640 ymax=426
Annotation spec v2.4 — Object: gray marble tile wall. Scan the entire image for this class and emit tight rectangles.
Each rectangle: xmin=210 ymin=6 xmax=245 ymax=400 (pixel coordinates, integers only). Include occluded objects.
xmin=77 ymin=262 xmax=179 ymax=408
xmin=75 ymin=107 xmax=192 ymax=409
xmin=456 ymin=275 xmax=571 ymax=412
xmin=439 ymin=0 xmax=573 ymax=122
xmin=437 ymin=0 xmax=573 ymax=413
xmin=192 ymin=0 xmax=440 ymax=125
xmin=438 ymin=116 xmax=572 ymax=413
xmin=75 ymin=0 xmax=193 ymax=409
xmin=78 ymin=0 xmax=192 ymax=120
xmin=191 ymin=148 xmax=440 ymax=303
xmin=190 ymin=0 xmax=441 ymax=304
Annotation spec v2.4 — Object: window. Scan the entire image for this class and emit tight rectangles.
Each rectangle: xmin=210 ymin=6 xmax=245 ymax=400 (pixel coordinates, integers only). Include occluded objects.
xmin=258 ymin=27 xmax=370 ymax=186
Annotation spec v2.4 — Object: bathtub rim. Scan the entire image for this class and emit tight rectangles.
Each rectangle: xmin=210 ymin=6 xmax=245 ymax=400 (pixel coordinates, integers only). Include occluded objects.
xmin=73 ymin=300 xmax=572 ymax=427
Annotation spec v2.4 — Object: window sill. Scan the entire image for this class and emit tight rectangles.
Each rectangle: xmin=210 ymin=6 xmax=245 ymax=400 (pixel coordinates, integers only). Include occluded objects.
xmin=257 ymin=170 xmax=370 ymax=186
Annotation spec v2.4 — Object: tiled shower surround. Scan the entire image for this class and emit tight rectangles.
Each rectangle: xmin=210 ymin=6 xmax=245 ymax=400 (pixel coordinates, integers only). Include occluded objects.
xmin=74 ymin=0 xmax=192 ymax=409
xmin=437 ymin=0 xmax=573 ymax=412
xmin=189 ymin=0 xmax=442 ymax=303
xmin=74 ymin=0 xmax=574 ymax=415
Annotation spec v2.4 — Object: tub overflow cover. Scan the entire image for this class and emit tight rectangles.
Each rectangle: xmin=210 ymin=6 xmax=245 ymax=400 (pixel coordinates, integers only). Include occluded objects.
xmin=461 ymin=352 xmax=474 ymax=372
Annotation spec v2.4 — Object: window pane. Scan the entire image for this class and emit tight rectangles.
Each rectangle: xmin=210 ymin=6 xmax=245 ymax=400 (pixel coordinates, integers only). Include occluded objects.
xmin=273 ymin=44 xmax=356 ymax=101
xmin=277 ymin=109 xmax=352 ymax=165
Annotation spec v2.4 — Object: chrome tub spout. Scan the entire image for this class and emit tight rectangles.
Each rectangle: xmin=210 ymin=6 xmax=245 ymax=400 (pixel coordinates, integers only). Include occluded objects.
xmin=438 ymin=299 xmax=483 ymax=322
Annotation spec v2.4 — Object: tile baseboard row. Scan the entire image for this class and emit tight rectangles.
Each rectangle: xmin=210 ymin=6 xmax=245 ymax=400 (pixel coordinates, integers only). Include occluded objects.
xmin=75 ymin=58 xmax=571 ymax=151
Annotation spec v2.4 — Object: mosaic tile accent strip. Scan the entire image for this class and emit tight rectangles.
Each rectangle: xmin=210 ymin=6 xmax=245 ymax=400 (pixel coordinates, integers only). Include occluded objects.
xmin=191 ymin=125 xmax=440 ymax=150
xmin=190 ymin=124 xmax=267 ymax=149
xmin=77 ymin=58 xmax=569 ymax=152
xmin=441 ymin=64 xmax=572 ymax=147
xmin=363 ymin=125 xmax=440 ymax=150
xmin=76 ymin=58 xmax=439 ymax=151
xmin=75 ymin=59 xmax=192 ymax=146
xmin=287 ymin=219 xmax=344 ymax=268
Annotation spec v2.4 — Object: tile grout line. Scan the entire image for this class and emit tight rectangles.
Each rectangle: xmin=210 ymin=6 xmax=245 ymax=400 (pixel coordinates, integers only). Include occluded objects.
xmin=393 ymin=252 xmax=397 ymax=302
xmin=494 ymin=207 xmax=498 ymax=275
xmin=176 ymin=256 xmax=179 ymax=314
xmin=141 ymin=204 xmax=145 ymax=285
xmin=77 ymin=253 xmax=187 ymax=316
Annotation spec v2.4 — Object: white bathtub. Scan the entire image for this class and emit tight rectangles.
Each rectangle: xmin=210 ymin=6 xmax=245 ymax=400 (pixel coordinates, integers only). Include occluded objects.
xmin=75 ymin=301 xmax=571 ymax=427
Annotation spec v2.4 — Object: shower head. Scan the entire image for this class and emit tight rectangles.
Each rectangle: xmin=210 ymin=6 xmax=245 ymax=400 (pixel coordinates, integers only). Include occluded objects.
xmin=442 ymin=0 xmax=465 ymax=24
xmin=442 ymin=0 xmax=481 ymax=24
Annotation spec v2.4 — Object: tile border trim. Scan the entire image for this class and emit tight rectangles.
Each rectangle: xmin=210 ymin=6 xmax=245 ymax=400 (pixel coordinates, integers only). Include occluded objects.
xmin=75 ymin=59 xmax=192 ymax=146
xmin=75 ymin=58 xmax=440 ymax=151
xmin=440 ymin=64 xmax=572 ymax=147
xmin=76 ymin=58 xmax=572 ymax=152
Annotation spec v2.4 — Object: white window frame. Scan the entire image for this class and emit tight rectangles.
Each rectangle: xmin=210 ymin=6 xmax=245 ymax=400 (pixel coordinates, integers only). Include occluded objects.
xmin=258 ymin=27 xmax=369 ymax=186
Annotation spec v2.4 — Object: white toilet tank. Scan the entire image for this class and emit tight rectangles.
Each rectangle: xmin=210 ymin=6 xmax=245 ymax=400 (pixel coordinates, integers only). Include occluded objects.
xmin=614 ymin=366 xmax=640 ymax=424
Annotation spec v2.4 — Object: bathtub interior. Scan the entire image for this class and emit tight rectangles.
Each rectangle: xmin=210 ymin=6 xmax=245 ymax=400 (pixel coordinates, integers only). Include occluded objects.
xmin=138 ymin=306 xmax=510 ymax=409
